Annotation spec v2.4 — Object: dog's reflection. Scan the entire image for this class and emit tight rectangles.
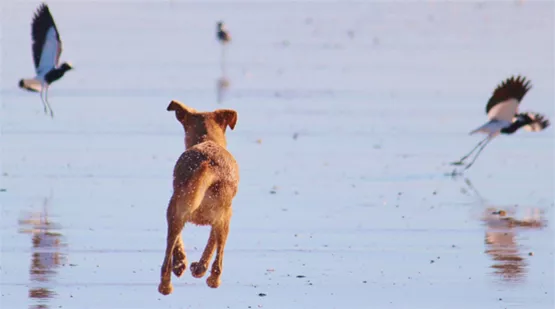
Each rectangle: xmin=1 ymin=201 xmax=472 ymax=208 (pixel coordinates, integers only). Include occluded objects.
xmin=482 ymin=206 xmax=544 ymax=282
xmin=18 ymin=195 xmax=66 ymax=309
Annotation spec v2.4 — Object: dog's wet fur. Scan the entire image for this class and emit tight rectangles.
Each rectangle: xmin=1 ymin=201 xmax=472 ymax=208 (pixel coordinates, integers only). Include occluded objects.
xmin=158 ymin=100 xmax=239 ymax=295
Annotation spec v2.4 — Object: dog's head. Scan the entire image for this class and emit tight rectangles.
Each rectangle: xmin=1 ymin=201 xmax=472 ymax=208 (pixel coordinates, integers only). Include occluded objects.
xmin=167 ymin=100 xmax=238 ymax=149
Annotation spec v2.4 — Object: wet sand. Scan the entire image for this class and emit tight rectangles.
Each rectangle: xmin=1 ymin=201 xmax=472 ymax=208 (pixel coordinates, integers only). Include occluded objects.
xmin=1 ymin=1 xmax=554 ymax=309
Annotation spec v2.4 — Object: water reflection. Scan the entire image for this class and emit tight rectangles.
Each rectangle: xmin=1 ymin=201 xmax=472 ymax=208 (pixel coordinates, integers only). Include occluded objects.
xmin=216 ymin=76 xmax=230 ymax=104
xmin=216 ymin=40 xmax=231 ymax=104
xmin=482 ymin=206 xmax=544 ymax=282
xmin=457 ymin=178 xmax=547 ymax=283
xmin=18 ymin=194 xmax=66 ymax=309
xmin=457 ymin=177 xmax=485 ymax=202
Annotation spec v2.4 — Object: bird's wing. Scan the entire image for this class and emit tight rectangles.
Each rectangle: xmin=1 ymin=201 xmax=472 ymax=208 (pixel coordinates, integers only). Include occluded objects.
xmin=485 ymin=76 xmax=531 ymax=122
xmin=514 ymin=112 xmax=551 ymax=132
xmin=31 ymin=4 xmax=62 ymax=78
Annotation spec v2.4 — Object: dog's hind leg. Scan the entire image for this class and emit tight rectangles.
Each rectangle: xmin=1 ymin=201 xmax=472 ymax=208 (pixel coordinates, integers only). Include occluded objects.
xmin=206 ymin=219 xmax=231 ymax=288
xmin=159 ymin=162 xmax=214 ymax=295
xmin=158 ymin=196 xmax=187 ymax=295
xmin=190 ymin=227 xmax=217 ymax=278
xmin=172 ymin=235 xmax=187 ymax=277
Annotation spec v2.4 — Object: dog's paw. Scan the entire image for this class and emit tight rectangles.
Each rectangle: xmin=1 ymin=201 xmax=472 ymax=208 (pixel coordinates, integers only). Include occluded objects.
xmin=190 ymin=262 xmax=208 ymax=278
xmin=172 ymin=259 xmax=187 ymax=277
xmin=206 ymin=275 xmax=221 ymax=288
xmin=158 ymin=282 xmax=174 ymax=295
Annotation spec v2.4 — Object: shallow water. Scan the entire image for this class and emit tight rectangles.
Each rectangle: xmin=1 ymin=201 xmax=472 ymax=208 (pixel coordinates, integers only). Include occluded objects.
xmin=1 ymin=1 xmax=554 ymax=309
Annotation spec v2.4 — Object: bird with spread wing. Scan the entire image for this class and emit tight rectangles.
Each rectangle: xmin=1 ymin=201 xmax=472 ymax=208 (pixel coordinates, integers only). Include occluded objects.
xmin=451 ymin=75 xmax=550 ymax=170
xmin=19 ymin=3 xmax=73 ymax=118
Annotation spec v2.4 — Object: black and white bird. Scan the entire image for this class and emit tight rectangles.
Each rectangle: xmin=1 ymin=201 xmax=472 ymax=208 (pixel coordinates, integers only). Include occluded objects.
xmin=19 ymin=3 xmax=73 ymax=117
xmin=216 ymin=21 xmax=231 ymax=45
xmin=451 ymin=75 xmax=550 ymax=170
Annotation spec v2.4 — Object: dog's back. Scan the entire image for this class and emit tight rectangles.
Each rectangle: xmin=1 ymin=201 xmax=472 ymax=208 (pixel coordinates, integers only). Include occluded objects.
xmin=173 ymin=141 xmax=239 ymax=225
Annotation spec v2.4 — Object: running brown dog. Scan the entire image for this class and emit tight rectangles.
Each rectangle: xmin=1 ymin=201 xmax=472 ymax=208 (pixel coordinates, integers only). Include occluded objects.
xmin=158 ymin=100 xmax=239 ymax=295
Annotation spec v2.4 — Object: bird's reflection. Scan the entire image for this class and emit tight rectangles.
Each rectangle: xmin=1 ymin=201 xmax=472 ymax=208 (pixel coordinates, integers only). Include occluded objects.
xmin=457 ymin=177 xmax=485 ymax=203
xmin=482 ymin=206 xmax=544 ymax=282
xmin=216 ymin=47 xmax=230 ymax=104
xmin=18 ymin=194 xmax=66 ymax=309
xmin=216 ymin=76 xmax=230 ymax=104
xmin=456 ymin=177 xmax=546 ymax=283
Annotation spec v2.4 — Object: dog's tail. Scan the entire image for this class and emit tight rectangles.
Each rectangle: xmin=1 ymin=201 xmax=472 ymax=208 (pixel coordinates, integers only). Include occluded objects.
xmin=173 ymin=161 xmax=214 ymax=215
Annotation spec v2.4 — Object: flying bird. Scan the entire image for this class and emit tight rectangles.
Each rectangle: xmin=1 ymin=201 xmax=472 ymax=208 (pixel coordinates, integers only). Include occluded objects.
xmin=216 ymin=21 xmax=231 ymax=45
xmin=19 ymin=3 xmax=73 ymax=117
xmin=451 ymin=75 xmax=550 ymax=170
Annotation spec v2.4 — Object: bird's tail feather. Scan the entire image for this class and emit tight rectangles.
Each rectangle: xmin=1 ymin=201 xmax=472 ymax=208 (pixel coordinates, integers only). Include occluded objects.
xmin=519 ymin=112 xmax=551 ymax=132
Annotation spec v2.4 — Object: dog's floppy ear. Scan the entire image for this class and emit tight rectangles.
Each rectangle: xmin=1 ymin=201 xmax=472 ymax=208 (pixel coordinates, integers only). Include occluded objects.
xmin=214 ymin=109 xmax=238 ymax=130
xmin=167 ymin=100 xmax=196 ymax=122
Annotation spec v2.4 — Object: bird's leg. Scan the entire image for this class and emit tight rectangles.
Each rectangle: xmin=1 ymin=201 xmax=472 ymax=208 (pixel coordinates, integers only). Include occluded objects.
xmin=44 ymin=85 xmax=54 ymax=118
xmin=464 ymin=137 xmax=493 ymax=170
xmin=220 ymin=45 xmax=226 ymax=73
xmin=451 ymin=135 xmax=489 ymax=165
xmin=40 ymin=86 xmax=48 ymax=115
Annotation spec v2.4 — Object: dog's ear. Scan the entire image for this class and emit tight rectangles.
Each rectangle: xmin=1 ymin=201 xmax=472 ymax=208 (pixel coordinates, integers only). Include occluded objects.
xmin=214 ymin=109 xmax=238 ymax=130
xmin=167 ymin=100 xmax=196 ymax=122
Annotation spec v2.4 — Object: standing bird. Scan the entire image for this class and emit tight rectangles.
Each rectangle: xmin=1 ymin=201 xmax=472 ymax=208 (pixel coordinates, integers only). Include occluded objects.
xmin=216 ymin=21 xmax=231 ymax=64
xmin=19 ymin=3 xmax=73 ymax=117
xmin=451 ymin=75 xmax=550 ymax=170
xmin=216 ymin=21 xmax=231 ymax=45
